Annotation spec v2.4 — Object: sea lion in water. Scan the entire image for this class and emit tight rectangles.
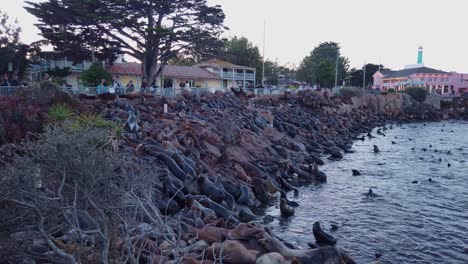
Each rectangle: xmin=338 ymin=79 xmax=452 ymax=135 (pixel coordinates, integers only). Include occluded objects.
xmin=280 ymin=198 xmax=295 ymax=217
xmin=280 ymin=190 xmax=299 ymax=207
xmin=367 ymin=188 xmax=375 ymax=198
xmin=352 ymin=169 xmax=361 ymax=176
xmin=313 ymin=221 xmax=337 ymax=246
xmin=373 ymin=145 xmax=380 ymax=153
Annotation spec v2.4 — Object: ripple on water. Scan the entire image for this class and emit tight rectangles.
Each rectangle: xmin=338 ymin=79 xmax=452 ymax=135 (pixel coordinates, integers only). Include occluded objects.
xmin=265 ymin=121 xmax=468 ymax=264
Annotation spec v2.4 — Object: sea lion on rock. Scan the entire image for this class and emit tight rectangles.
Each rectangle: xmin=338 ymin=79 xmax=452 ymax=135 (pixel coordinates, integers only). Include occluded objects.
xmin=198 ymin=176 xmax=225 ymax=203
xmin=214 ymin=176 xmax=236 ymax=208
xmin=324 ymin=147 xmax=343 ymax=160
xmin=276 ymin=176 xmax=296 ymax=192
xmin=197 ymin=225 xmax=228 ymax=243
xmin=206 ymin=240 xmax=258 ymax=264
xmin=255 ymin=252 xmax=291 ymax=264
xmin=258 ymin=232 xmax=345 ymax=264
xmin=313 ymin=222 xmax=337 ymax=246
xmin=306 ymin=154 xmax=325 ymax=166
xmin=172 ymin=153 xmax=197 ymax=178
xmin=125 ymin=111 xmax=139 ymax=133
xmin=251 ymin=178 xmax=271 ymax=204
xmin=238 ymin=184 xmax=254 ymax=206
xmin=198 ymin=197 xmax=239 ymax=226
xmin=156 ymin=152 xmax=191 ymax=181
xmin=280 ymin=198 xmax=295 ymax=217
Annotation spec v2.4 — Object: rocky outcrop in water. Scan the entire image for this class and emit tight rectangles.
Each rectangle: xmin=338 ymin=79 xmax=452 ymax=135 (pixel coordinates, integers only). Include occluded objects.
xmin=2 ymin=89 xmax=464 ymax=263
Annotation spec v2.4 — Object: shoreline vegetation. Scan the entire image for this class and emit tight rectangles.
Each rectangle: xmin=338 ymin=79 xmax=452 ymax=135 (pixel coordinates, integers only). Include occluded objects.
xmin=0 ymin=83 xmax=467 ymax=263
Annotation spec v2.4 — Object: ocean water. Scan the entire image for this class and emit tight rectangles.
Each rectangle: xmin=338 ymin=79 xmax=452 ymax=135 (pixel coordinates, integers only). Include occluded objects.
xmin=265 ymin=121 xmax=468 ymax=263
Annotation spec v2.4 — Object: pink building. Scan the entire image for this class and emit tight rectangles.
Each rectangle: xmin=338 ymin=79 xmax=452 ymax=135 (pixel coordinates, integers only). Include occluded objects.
xmin=373 ymin=47 xmax=468 ymax=95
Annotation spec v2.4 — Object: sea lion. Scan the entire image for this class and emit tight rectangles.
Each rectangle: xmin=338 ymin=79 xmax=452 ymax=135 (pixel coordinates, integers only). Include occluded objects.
xmin=188 ymin=199 xmax=216 ymax=218
xmin=158 ymin=197 xmax=181 ymax=215
xmin=373 ymin=145 xmax=380 ymax=153
xmin=280 ymin=190 xmax=299 ymax=207
xmin=156 ymin=152 xmax=191 ymax=181
xmin=238 ymin=205 xmax=257 ymax=223
xmin=172 ymin=153 xmax=197 ymax=178
xmin=255 ymin=253 xmax=290 ymax=264
xmin=198 ymin=225 xmax=228 ymax=243
xmin=367 ymin=188 xmax=375 ymax=198
xmin=238 ymin=184 xmax=254 ymax=206
xmin=280 ymin=198 xmax=295 ymax=217
xmin=313 ymin=222 xmax=337 ymax=246
xmin=214 ymin=176 xmax=236 ymax=208
xmin=258 ymin=232 xmax=345 ymax=264
xmin=199 ymin=197 xmax=239 ymax=225
xmin=198 ymin=176 xmax=225 ymax=203
xmin=276 ymin=176 xmax=296 ymax=192
xmin=251 ymin=178 xmax=270 ymax=204
xmin=125 ymin=111 xmax=139 ymax=133
xmin=352 ymin=169 xmax=361 ymax=176
xmin=428 ymin=178 xmax=433 ymax=184
xmin=206 ymin=240 xmax=258 ymax=264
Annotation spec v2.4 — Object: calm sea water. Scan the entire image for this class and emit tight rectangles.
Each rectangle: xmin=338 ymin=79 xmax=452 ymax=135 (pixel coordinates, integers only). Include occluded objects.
xmin=266 ymin=121 xmax=468 ymax=264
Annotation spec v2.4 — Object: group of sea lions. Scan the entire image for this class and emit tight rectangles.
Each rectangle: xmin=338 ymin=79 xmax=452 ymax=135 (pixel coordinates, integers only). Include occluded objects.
xmin=76 ymin=89 xmax=457 ymax=263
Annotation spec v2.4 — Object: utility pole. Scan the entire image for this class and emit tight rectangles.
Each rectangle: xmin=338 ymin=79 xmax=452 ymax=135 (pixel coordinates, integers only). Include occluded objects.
xmin=262 ymin=20 xmax=266 ymax=86
xmin=334 ymin=49 xmax=339 ymax=91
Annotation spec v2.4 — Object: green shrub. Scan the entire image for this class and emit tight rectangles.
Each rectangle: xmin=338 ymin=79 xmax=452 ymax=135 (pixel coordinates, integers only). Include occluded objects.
xmin=404 ymin=86 xmax=428 ymax=102
xmin=80 ymin=63 xmax=112 ymax=87
xmin=48 ymin=103 xmax=73 ymax=123
xmin=73 ymin=113 xmax=123 ymax=138
xmin=387 ymin=88 xmax=396 ymax=93
xmin=339 ymin=87 xmax=363 ymax=99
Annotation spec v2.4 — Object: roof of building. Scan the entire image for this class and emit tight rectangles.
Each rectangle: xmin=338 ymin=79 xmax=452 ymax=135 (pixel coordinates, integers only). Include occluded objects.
xmin=196 ymin=59 xmax=256 ymax=70
xmin=382 ymin=67 xmax=447 ymax=79
xmin=107 ymin=63 xmax=221 ymax=80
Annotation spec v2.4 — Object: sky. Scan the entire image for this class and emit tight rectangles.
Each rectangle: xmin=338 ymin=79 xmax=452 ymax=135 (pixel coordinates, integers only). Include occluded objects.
xmin=4 ymin=0 xmax=468 ymax=72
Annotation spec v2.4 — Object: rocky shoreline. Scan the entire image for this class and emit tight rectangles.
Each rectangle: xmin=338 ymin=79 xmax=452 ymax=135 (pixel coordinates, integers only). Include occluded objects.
xmin=2 ymin=88 xmax=466 ymax=263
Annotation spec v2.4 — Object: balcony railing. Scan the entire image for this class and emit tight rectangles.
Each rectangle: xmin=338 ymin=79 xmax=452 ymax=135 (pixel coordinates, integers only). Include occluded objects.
xmin=31 ymin=61 xmax=90 ymax=73
xmin=220 ymin=72 xmax=255 ymax=80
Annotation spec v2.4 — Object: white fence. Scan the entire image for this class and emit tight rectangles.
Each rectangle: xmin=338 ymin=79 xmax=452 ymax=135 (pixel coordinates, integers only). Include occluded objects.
xmin=1 ymin=85 xmax=305 ymax=98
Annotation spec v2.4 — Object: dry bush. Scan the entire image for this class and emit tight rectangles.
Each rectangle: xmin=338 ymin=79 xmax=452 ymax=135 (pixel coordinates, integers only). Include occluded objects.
xmin=0 ymin=125 xmax=179 ymax=264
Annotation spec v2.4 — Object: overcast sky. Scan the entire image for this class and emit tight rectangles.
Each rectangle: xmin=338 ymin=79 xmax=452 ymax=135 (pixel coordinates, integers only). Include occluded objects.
xmin=4 ymin=0 xmax=468 ymax=72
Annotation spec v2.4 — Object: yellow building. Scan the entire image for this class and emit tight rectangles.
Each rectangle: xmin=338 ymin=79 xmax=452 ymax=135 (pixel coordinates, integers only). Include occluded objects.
xmin=107 ymin=59 xmax=256 ymax=90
